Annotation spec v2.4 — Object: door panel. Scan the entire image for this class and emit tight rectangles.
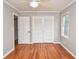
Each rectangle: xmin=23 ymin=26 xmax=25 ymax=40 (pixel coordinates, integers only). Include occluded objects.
xmin=18 ymin=17 xmax=30 ymax=44
xmin=32 ymin=16 xmax=43 ymax=43
xmin=43 ymin=16 xmax=54 ymax=42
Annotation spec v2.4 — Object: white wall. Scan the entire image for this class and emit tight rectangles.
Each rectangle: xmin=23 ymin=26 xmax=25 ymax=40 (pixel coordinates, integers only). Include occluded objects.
xmin=19 ymin=12 xmax=61 ymax=42
xmin=60 ymin=2 xmax=76 ymax=55
xmin=3 ymin=2 xmax=19 ymax=56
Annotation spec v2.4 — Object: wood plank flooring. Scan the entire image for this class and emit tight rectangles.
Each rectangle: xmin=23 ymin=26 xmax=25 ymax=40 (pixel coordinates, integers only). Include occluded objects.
xmin=4 ymin=43 xmax=75 ymax=59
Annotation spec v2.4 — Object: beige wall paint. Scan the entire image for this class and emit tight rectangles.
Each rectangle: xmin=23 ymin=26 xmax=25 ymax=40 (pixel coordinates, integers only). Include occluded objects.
xmin=60 ymin=2 xmax=76 ymax=55
xmin=3 ymin=2 xmax=19 ymax=56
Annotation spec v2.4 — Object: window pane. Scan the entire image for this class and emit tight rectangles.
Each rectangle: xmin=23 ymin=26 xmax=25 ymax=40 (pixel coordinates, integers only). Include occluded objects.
xmin=65 ymin=16 xmax=69 ymax=25
xmin=64 ymin=24 xmax=68 ymax=36
xmin=61 ymin=15 xmax=69 ymax=37
xmin=64 ymin=15 xmax=69 ymax=36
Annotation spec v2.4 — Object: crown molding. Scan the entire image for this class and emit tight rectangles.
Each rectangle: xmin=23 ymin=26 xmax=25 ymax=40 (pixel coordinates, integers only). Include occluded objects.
xmin=20 ymin=11 xmax=60 ymax=13
xmin=61 ymin=0 xmax=76 ymax=11
xmin=3 ymin=0 xmax=20 ymax=12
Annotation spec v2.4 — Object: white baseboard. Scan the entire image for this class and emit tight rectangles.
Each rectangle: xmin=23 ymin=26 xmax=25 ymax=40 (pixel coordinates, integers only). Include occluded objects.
xmin=53 ymin=42 xmax=61 ymax=44
xmin=18 ymin=42 xmax=32 ymax=44
xmin=60 ymin=43 xmax=76 ymax=58
xmin=31 ymin=42 xmax=61 ymax=44
xmin=18 ymin=42 xmax=61 ymax=44
xmin=3 ymin=48 xmax=14 ymax=58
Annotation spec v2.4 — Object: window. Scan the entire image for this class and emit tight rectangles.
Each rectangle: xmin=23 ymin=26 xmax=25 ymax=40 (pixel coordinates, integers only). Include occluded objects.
xmin=61 ymin=14 xmax=69 ymax=38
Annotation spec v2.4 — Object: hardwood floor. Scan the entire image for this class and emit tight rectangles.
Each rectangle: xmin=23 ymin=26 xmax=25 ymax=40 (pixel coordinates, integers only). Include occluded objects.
xmin=4 ymin=43 xmax=75 ymax=59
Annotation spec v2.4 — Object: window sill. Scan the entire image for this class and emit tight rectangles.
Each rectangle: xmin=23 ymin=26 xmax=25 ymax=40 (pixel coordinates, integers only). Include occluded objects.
xmin=61 ymin=35 xmax=69 ymax=39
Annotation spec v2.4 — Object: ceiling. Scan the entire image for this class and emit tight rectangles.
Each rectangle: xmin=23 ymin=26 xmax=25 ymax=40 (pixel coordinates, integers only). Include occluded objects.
xmin=4 ymin=0 xmax=75 ymax=12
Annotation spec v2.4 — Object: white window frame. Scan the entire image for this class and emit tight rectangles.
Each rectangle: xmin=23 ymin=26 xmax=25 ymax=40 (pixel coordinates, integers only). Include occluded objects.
xmin=61 ymin=12 xmax=69 ymax=39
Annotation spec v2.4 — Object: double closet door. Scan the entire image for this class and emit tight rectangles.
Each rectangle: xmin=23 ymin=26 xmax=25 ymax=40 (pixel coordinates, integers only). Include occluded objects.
xmin=32 ymin=16 xmax=54 ymax=43
xmin=18 ymin=16 xmax=54 ymax=44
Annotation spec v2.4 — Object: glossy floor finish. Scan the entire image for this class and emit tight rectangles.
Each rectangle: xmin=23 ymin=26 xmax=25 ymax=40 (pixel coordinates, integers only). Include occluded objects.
xmin=4 ymin=43 xmax=75 ymax=59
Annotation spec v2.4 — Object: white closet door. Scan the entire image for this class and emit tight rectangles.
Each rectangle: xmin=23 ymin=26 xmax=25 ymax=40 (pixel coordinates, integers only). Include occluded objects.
xmin=18 ymin=17 xmax=30 ymax=44
xmin=43 ymin=16 xmax=54 ymax=43
xmin=32 ymin=16 xmax=43 ymax=43
xmin=32 ymin=16 xmax=54 ymax=43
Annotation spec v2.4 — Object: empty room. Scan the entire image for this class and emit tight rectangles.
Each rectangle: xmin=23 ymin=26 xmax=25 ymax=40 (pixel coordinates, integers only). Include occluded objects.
xmin=3 ymin=0 xmax=76 ymax=59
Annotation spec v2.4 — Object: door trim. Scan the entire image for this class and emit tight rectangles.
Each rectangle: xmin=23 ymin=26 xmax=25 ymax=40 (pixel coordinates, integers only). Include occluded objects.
xmin=12 ymin=13 xmax=19 ymax=49
xmin=30 ymin=16 xmax=32 ymax=43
